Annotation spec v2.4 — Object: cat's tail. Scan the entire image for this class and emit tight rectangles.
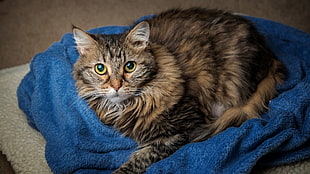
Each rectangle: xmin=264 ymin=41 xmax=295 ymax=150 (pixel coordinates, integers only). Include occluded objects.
xmin=194 ymin=59 xmax=286 ymax=141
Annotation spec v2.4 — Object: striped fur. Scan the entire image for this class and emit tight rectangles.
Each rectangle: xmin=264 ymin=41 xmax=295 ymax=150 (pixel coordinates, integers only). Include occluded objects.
xmin=73 ymin=8 xmax=285 ymax=173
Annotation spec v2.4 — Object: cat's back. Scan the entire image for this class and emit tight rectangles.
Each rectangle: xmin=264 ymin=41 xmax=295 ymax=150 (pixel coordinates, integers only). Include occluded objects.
xmin=145 ymin=8 xmax=253 ymax=48
xmin=150 ymin=8 xmax=224 ymax=22
xmin=143 ymin=8 xmax=267 ymax=79
xmin=143 ymin=8 xmax=277 ymax=109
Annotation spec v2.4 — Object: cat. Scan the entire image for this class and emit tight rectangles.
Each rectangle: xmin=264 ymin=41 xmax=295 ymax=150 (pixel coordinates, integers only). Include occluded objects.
xmin=72 ymin=8 xmax=285 ymax=174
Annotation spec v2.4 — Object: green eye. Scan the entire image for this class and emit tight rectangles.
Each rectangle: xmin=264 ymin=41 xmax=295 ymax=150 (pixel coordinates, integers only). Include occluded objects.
xmin=124 ymin=61 xmax=137 ymax=73
xmin=94 ymin=64 xmax=107 ymax=75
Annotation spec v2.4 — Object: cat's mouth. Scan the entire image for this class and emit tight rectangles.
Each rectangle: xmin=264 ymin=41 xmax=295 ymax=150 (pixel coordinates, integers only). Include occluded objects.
xmin=107 ymin=90 xmax=130 ymax=103
xmin=108 ymin=95 xmax=129 ymax=103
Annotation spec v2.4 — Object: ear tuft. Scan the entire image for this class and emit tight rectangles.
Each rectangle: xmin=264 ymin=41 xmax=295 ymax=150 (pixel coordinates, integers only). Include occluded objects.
xmin=126 ymin=21 xmax=150 ymax=49
xmin=72 ymin=27 xmax=97 ymax=55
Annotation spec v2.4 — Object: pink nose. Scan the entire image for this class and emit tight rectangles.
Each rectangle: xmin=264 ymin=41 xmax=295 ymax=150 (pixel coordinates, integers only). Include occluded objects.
xmin=111 ymin=80 xmax=122 ymax=91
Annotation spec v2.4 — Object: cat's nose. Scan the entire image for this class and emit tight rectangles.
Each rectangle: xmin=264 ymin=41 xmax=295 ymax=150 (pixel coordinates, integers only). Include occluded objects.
xmin=111 ymin=79 xmax=122 ymax=92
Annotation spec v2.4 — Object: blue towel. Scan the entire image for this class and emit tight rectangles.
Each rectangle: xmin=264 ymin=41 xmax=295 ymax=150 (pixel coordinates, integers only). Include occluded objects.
xmin=17 ymin=15 xmax=310 ymax=174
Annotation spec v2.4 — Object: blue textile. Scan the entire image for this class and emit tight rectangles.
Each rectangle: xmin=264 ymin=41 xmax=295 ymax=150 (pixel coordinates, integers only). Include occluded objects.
xmin=17 ymin=16 xmax=310 ymax=174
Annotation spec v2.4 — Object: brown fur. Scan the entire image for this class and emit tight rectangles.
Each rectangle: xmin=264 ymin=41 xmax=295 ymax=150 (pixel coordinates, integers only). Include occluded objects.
xmin=72 ymin=8 xmax=285 ymax=173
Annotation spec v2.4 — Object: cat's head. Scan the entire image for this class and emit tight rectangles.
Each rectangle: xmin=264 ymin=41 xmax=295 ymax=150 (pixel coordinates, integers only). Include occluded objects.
xmin=73 ymin=22 xmax=157 ymax=104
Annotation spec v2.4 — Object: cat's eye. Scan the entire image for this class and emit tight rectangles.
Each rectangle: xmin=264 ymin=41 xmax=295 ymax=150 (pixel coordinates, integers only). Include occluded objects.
xmin=94 ymin=64 xmax=107 ymax=75
xmin=124 ymin=61 xmax=137 ymax=73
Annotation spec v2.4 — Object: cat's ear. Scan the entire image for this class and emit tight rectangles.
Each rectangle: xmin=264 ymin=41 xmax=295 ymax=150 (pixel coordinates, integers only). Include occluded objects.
xmin=126 ymin=21 xmax=150 ymax=49
xmin=72 ymin=27 xmax=97 ymax=55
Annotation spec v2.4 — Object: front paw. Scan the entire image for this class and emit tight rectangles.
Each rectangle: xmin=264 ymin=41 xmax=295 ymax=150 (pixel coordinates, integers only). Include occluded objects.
xmin=112 ymin=167 xmax=144 ymax=174
xmin=112 ymin=168 xmax=126 ymax=174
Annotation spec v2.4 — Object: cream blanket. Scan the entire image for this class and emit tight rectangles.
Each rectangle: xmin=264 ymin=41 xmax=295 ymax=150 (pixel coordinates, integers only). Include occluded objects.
xmin=0 ymin=64 xmax=51 ymax=173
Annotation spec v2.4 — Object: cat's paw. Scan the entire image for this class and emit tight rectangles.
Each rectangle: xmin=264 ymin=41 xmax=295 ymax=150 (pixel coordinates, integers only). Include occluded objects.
xmin=112 ymin=167 xmax=145 ymax=174
xmin=111 ymin=169 xmax=126 ymax=174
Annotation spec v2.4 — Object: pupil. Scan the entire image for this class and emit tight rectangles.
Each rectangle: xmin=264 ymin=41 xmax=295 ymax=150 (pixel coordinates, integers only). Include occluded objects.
xmin=127 ymin=62 xmax=134 ymax=69
xmin=98 ymin=64 xmax=104 ymax=71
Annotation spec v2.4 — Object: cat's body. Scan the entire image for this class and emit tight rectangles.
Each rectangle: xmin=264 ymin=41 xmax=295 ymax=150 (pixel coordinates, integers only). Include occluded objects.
xmin=73 ymin=8 xmax=285 ymax=174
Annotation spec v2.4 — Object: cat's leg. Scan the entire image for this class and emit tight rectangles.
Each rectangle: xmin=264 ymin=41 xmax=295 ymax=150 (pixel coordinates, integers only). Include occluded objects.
xmin=208 ymin=59 xmax=285 ymax=136
xmin=112 ymin=134 xmax=187 ymax=174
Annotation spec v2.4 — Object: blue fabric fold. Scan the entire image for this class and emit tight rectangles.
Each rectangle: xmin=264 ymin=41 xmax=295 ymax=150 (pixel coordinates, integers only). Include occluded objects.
xmin=17 ymin=16 xmax=310 ymax=174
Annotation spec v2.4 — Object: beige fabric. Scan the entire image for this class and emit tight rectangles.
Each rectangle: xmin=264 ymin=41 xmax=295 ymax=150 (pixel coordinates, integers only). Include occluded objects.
xmin=0 ymin=64 xmax=51 ymax=174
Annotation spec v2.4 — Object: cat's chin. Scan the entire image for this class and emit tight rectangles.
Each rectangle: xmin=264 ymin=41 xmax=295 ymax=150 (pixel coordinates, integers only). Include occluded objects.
xmin=105 ymin=88 xmax=131 ymax=103
xmin=108 ymin=96 xmax=128 ymax=103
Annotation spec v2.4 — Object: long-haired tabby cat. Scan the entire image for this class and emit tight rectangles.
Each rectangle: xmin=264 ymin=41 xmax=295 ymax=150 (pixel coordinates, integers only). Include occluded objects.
xmin=72 ymin=8 xmax=285 ymax=174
